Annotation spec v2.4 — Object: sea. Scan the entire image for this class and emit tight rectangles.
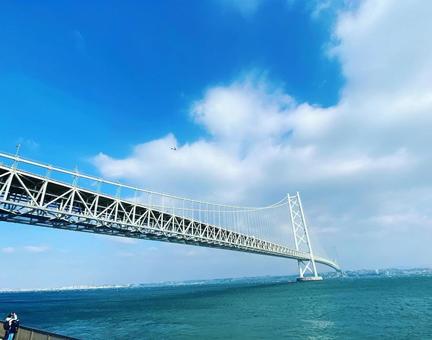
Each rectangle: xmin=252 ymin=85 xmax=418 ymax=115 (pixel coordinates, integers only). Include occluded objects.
xmin=1 ymin=269 xmax=431 ymax=339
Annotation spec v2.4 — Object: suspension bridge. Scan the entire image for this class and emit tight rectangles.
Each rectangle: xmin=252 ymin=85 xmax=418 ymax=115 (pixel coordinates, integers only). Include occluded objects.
xmin=0 ymin=152 xmax=340 ymax=281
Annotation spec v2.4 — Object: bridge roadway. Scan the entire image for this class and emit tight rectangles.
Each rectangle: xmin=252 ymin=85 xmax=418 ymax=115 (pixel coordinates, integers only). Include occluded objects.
xmin=0 ymin=156 xmax=340 ymax=272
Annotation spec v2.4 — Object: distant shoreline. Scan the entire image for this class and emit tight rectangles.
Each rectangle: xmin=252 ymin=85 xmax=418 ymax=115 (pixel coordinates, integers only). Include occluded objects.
xmin=1 ymin=268 xmax=431 ymax=293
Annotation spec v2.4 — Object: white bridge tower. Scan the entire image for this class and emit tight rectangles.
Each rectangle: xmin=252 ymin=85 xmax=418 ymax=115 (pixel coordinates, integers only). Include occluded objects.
xmin=288 ymin=192 xmax=323 ymax=282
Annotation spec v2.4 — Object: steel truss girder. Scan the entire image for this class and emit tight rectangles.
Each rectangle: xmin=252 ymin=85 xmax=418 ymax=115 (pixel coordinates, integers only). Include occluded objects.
xmin=0 ymin=165 xmax=339 ymax=270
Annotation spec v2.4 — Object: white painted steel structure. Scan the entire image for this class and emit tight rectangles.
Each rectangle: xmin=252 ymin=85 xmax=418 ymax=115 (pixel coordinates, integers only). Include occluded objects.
xmin=289 ymin=193 xmax=321 ymax=280
xmin=0 ymin=152 xmax=340 ymax=276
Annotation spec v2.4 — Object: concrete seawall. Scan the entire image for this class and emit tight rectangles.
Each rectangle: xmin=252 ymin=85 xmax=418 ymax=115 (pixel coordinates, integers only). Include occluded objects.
xmin=0 ymin=322 xmax=77 ymax=340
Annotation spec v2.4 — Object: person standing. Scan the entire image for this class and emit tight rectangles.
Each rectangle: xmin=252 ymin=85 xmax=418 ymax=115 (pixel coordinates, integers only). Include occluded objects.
xmin=3 ymin=313 xmax=13 ymax=339
xmin=3 ymin=313 xmax=19 ymax=340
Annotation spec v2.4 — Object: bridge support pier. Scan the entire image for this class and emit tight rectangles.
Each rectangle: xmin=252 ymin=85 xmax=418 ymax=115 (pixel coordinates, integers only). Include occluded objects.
xmin=288 ymin=192 xmax=322 ymax=282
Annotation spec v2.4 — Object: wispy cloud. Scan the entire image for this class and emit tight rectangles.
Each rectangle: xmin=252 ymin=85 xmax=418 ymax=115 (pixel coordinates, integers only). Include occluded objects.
xmin=184 ymin=250 xmax=198 ymax=257
xmin=310 ymin=0 xmax=332 ymax=18
xmin=115 ymin=238 xmax=138 ymax=245
xmin=99 ymin=235 xmax=138 ymax=245
xmin=218 ymin=0 xmax=263 ymax=17
xmin=1 ymin=247 xmax=15 ymax=254
xmin=24 ymin=245 xmax=49 ymax=253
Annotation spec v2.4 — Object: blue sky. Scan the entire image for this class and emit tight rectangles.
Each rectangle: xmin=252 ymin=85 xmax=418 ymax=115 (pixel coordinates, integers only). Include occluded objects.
xmin=1 ymin=0 xmax=432 ymax=289
xmin=0 ymin=1 xmax=342 ymax=162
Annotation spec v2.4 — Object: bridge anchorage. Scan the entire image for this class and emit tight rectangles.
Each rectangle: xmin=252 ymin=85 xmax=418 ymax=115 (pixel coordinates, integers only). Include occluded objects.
xmin=0 ymin=152 xmax=340 ymax=281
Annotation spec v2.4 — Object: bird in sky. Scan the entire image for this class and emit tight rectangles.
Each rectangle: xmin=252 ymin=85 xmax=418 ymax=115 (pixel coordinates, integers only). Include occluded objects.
xmin=170 ymin=147 xmax=177 ymax=151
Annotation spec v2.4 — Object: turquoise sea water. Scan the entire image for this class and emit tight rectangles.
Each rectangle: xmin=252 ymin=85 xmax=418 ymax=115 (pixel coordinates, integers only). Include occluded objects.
xmin=1 ymin=274 xmax=431 ymax=339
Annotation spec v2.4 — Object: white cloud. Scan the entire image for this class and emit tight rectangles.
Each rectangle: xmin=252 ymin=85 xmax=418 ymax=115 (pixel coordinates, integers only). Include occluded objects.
xmin=2 ymin=247 xmax=15 ymax=254
xmin=24 ymin=246 xmax=49 ymax=253
xmin=184 ymin=250 xmax=198 ymax=257
xmin=333 ymin=0 xmax=432 ymax=99
xmin=110 ymin=237 xmax=138 ymax=245
xmin=92 ymin=1 xmax=432 ymax=269
xmin=310 ymin=0 xmax=332 ymax=18
xmin=191 ymin=78 xmax=295 ymax=144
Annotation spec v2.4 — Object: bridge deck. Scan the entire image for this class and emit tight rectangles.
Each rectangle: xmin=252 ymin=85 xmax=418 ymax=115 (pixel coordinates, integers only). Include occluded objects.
xmin=0 ymin=158 xmax=339 ymax=271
